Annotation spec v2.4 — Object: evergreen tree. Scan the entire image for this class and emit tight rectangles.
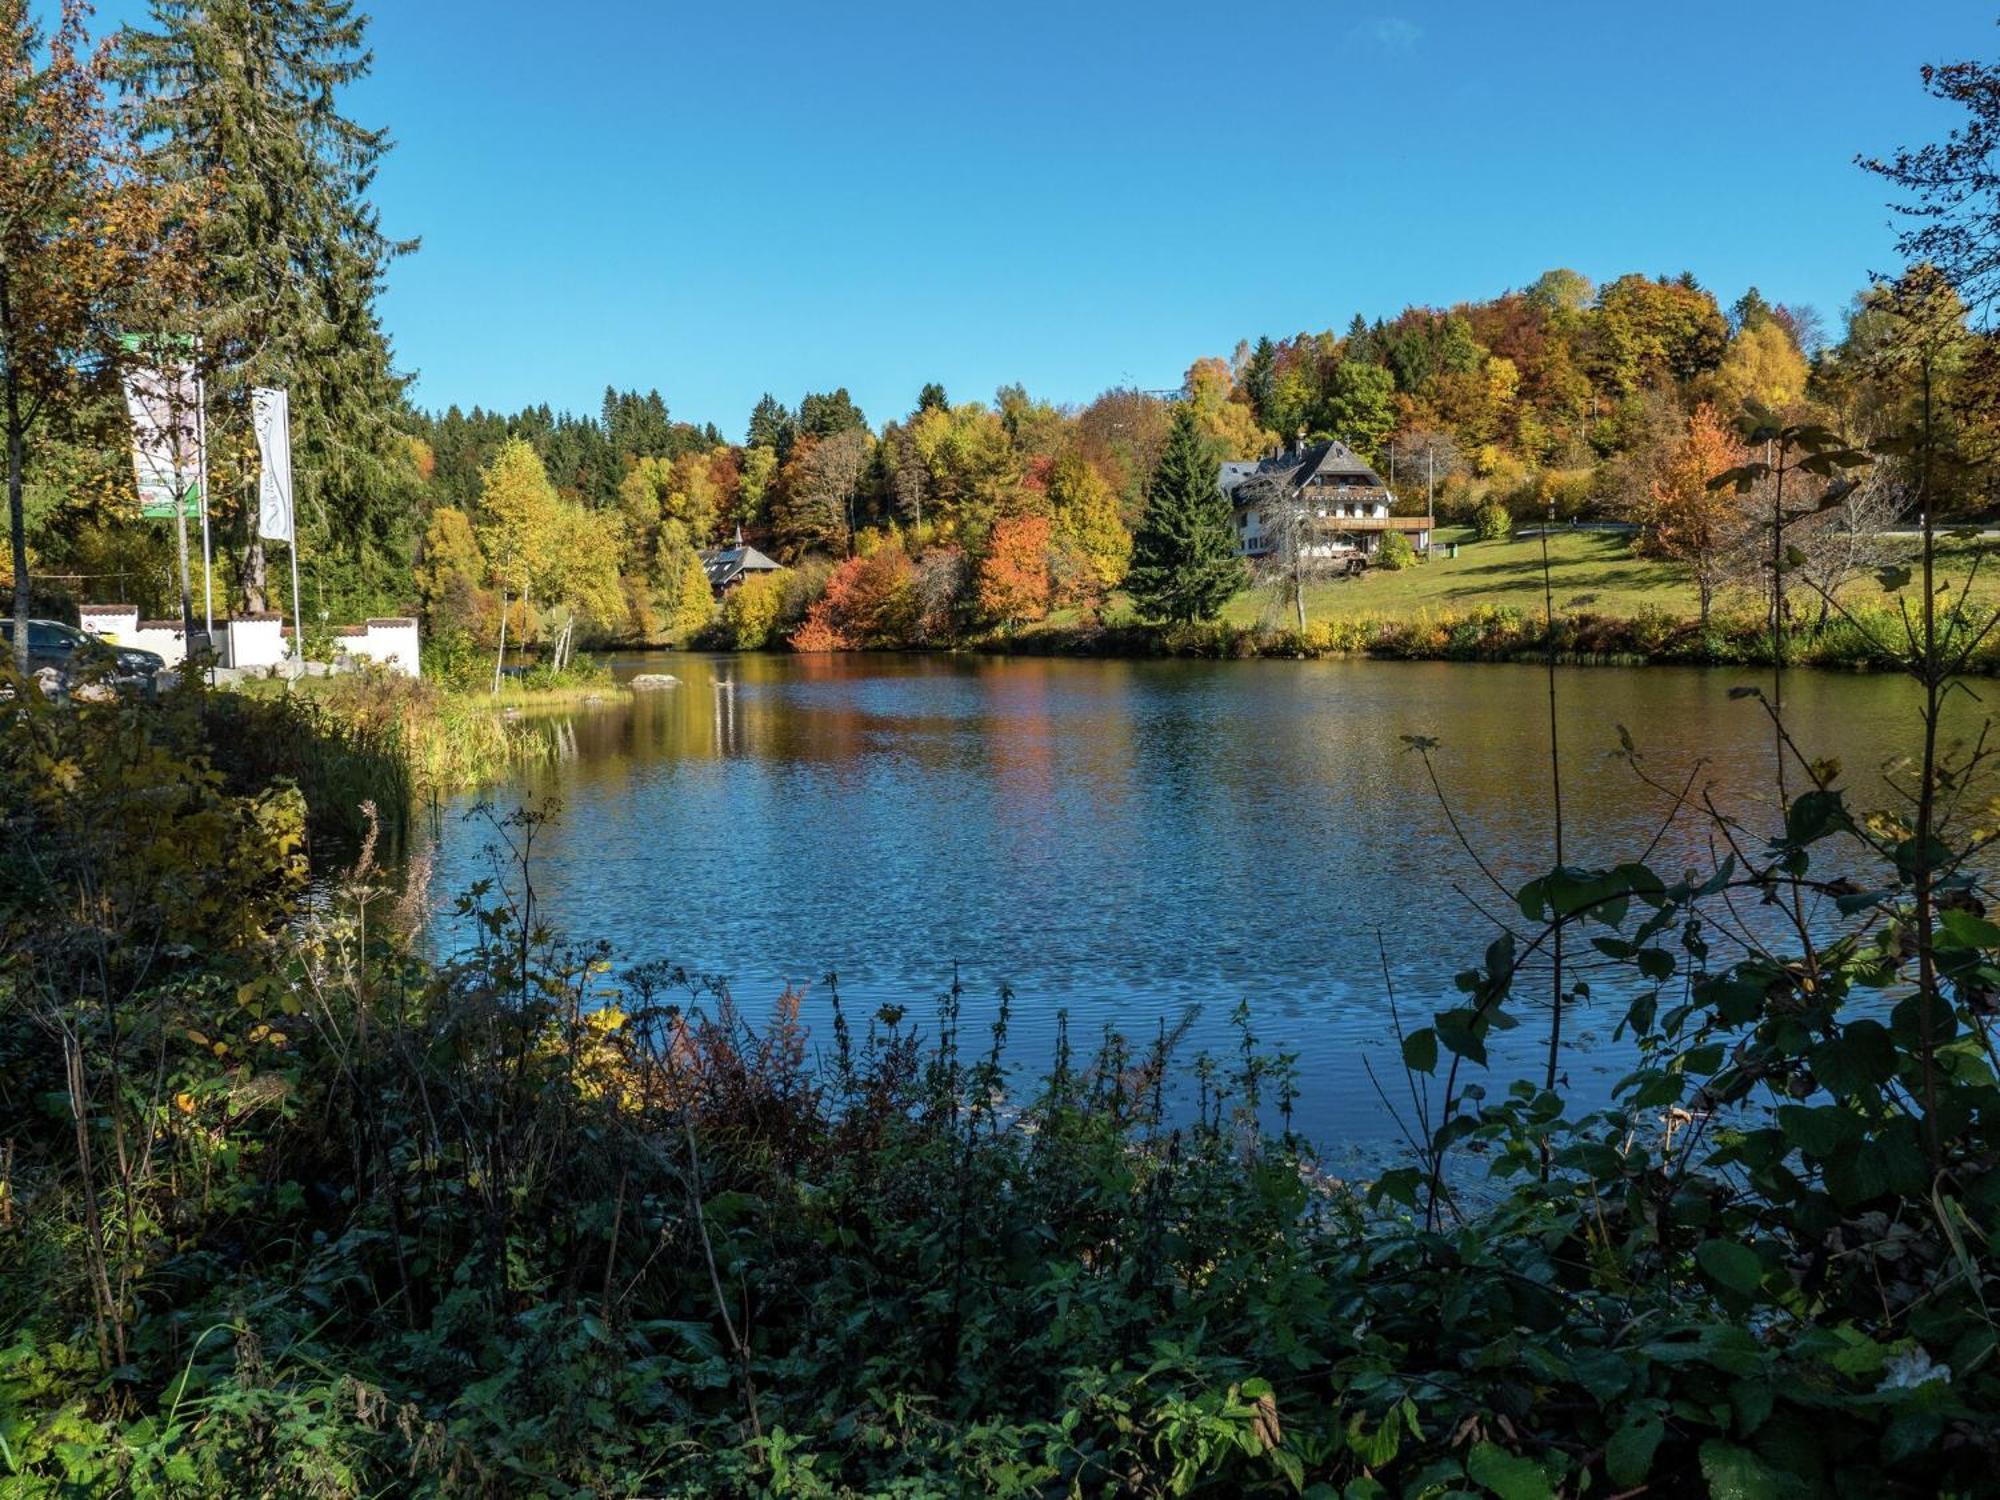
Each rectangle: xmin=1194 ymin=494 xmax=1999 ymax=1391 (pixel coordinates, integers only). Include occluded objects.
xmin=916 ymin=381 xmax=949 ymax=414
xmin=1242 ymin=336 xmax=1277 ymax=428
xmin=1124 ymin=407 xmax=1243 ymax=624
xmin=798 ymin=387 xmax=867 ymax=439
xmin=119 ymin=0 xmax=418 ymax=617
xmin=746 ymin=393 xmax=794 ymax=456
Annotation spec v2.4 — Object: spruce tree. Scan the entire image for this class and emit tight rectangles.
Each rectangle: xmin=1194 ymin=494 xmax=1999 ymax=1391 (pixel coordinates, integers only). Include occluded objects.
xmin=118 ymin=0 xmax=417 ymax=616
xmin=1124 ymin=406 xmax=1244 ymax=624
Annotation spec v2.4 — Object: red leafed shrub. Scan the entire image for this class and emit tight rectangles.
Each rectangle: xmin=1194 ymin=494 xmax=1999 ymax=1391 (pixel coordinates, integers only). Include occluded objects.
xmin=788 ymin=543 xmax=917 ymax=651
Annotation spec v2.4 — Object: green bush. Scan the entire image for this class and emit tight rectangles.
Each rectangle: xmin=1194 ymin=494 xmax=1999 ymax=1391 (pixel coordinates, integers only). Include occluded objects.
xmin=1474 ymin=500 xmax=1514 ymax=541
xmin=1375 ymin=529 xmax=1415 ymax=569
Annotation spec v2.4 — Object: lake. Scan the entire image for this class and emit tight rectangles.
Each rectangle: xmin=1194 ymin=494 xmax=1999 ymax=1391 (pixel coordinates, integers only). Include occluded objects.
xmin=427 ymin=651 xmax=1952 ymax=1164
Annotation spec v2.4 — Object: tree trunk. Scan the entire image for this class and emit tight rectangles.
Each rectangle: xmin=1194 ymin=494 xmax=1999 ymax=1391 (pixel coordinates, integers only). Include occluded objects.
xmin=7 ymin=364 xmax=27 ymax=674
xmin=244 ymin=481 xmax=269 ymax=614
xmin=2 ymin=269 xmax=28 ymax=673
xmin=492 ymin=587 xmax=508 ymax=695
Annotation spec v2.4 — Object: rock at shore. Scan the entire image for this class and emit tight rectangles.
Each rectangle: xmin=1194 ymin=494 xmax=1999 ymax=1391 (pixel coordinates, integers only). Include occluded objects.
xmin=630 ymin=673 xmax=680 ymax=690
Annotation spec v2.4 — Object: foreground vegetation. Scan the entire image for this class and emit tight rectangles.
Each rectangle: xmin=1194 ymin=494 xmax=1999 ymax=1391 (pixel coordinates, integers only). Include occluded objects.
xmin=6 ymin=451 xmax=2000 ymax=1494
xmin=214 ymin=652 xmax=626 ymax=855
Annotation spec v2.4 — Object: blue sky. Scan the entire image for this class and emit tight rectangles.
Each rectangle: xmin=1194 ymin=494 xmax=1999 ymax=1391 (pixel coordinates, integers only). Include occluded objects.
xmin=86 ymin=1 xmax=2000 ymax=435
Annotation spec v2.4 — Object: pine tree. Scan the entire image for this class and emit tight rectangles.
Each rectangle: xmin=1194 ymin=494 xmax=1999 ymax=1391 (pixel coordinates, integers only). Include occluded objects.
xmin=746 ymin=393 xmax=794 ymax=457
xmin=1242 ymin=336 xmax=1277 ymax=428
xmin=1124 ymin=406 xmax=1244 ymax=624
xmin=119 ymin=0 xmax=418 ymax=617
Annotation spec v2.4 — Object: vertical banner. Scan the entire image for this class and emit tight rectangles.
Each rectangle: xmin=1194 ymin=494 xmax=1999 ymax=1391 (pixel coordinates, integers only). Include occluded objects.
xmin=252 ymin=387 xmax=294 ymax=542
xmin=122 ymin=359 xmax=202 ymax=519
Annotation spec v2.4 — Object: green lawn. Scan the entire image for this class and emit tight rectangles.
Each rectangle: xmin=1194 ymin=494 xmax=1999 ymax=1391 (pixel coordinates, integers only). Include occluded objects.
xmin=1216 ymin=526 xmax=2000 ymax=628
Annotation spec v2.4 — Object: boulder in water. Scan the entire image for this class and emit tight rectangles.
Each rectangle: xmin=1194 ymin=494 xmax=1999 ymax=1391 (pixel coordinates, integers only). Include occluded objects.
xmin=630 ymin=673 xmax=679 ymax=690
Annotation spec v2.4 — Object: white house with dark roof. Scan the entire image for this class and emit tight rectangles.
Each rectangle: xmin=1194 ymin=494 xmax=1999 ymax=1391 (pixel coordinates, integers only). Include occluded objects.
xmin=1218 ymin=439 xmax=1432 ymax=559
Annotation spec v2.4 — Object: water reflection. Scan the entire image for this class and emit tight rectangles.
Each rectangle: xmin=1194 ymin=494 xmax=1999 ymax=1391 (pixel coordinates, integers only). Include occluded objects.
xmin=432 ymin=652 xmax=1966 ymax=1161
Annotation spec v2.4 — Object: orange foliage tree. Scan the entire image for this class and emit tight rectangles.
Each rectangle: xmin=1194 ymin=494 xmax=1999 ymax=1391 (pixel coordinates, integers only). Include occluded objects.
xmin=975 ymin=513 xmax=1053 ymax=630
xmin=1642 ymin=403 xmax=1747 ymax=627
xmin=789 ymin=543 xmax=916 ymax=651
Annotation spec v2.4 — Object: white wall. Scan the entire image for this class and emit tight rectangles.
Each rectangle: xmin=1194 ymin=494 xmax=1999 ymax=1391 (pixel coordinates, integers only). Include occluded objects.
xmin=226 ymin=615 xmax=287 ymax=672
xmin=78 ymin=605 xmax=139 ymax=643
xmin=342 ymin=618 xmax=420 ymax=676
xmin=76 ymin=606 xmax=419 ymax=677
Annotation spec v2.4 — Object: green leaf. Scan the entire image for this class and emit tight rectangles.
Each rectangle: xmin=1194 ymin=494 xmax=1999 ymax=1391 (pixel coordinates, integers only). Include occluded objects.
xmin=1606 ymin=1409 xmax=1665 ymax=1486
xmin=1271 ymin=1447 xmax=1305 ymax=1492
xmin=1697 ymin=1239 xmax=1764 ymax=1296
xmin=1698 ymin=1440 xmax=1783 ymax=1500
xmin=1783 ymin=789 xmax=1848 ymax=846
xmin=1436 ymin=1008 xmax=1488 ymax=1067
xmin=1776 ymin=1104 xmax=1851 ymax=1157
xmin=1402 ymin=1028 xmax=1438 ymax=1074
xmin=1877 ymin=564 xmax=1913 ymax=592
xmin=1938 ymin=907 xmax=2000 ymax=950
xmin=1466 ymin=1441 xmax=1552 ymax=1500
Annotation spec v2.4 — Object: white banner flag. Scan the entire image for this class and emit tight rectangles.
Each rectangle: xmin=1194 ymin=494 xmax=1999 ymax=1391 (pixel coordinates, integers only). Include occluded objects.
xmin=253 ymin=387 xmax=294 ymax=543
xmin=123 ymin=360 xmax=202 ymax=519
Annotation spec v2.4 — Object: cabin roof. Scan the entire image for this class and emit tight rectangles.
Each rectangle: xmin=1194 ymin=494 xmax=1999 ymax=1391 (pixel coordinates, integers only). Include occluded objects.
xmin=700 ymin=543 xmax=782 ymax=587
xmin=1218 ymin=440 xmax=1388 ymax=510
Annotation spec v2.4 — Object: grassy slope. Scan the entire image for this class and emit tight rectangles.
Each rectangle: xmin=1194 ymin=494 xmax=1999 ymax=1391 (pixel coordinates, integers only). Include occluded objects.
xmin=1213 ymin=526 xmax=2000 ymax=629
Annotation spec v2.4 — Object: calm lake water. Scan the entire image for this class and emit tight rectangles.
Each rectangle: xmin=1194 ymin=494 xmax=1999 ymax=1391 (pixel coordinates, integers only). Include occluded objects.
xmin=428 ymin=652 xmax=1961 ymax=1163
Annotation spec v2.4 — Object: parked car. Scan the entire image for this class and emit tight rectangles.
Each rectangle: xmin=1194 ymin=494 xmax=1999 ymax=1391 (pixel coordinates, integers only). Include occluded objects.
xmin=0 ymin=618 xmax=166 ymax=695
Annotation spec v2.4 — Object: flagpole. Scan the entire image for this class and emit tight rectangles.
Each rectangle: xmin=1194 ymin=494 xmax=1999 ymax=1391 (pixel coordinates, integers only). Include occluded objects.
xmin=194 ymin=343 xmax=214 ymax=647
xmin=285 ymin=395 xmax=303 ymax=677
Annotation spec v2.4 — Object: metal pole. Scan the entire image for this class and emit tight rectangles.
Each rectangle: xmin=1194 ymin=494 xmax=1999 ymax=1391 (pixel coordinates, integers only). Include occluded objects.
xmin=289 ymin=535 xmax=304 ymax=679
xmin=194 ymin=348 xmax=214 ymax=644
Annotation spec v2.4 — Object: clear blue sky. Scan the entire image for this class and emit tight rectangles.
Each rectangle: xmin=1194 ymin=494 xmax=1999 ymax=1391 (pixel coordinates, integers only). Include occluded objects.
xmin=88 ymin=1 xmax=2000 ymax=436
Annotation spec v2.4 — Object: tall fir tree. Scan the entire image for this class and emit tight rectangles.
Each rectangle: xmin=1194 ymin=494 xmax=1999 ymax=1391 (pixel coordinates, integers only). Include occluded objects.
xmin=118 ymin=0 xmax=418 ymax=617
xmin=1242 ymin=336 xmax=1277 ymax=429
xmin=746 ymin=393 xmax=794 ymax=457
xmin=1124 ymin=406 xmax=1244 ymax=624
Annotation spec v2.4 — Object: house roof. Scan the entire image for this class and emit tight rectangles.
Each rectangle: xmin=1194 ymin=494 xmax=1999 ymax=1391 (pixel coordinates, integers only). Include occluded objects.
xmin=1291 ymin=439 xmax=1384 ymax=488
xmin=700 ymin=544 xmax=781 ymax=587
xmin=1218 ymin=440 xmax=1389 ymax=511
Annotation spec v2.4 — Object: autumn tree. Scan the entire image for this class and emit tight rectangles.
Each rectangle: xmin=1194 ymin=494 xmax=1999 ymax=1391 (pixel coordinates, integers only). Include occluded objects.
xmin=414 ymin=505 xmax=491 ymax=639
xmin=1185 ymin=356 xmax=1274 ymax=459
xmin=653 ymin=517 xmax=714 ymax=641
xmin=1125 ymin=407 xmax=1245 ymax=624
xmin=790 ymin=543 xmax=914 ymax=651
xmin=774 ymin=429 xmax=870 ymax=558
xmin=976 ymin=513 xmax=1052 ymax=630
xmin=2 ymin=0 xmax=186 ymax=668
xmin=736 ymin=443 xmax=777 ymax=531
xmin=1710 ymin=320 xmax=1809 ymax=415
xmin=906 ymin=401 xmax=1022 ymax=535
xmin=1047 ymin=452 xmax=1130 ymax=606
xmin=1638 ymin=403 xmax=1746 ymax=627
xmin=542 ymin=499 xmax=625 ymax=666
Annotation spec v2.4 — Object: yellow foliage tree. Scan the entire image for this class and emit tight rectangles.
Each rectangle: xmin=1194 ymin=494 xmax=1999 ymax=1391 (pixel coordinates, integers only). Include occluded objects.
xmin=1047 ymin=452 xmax=1131 ymax=600
xmin=653 ymin=518 xmax=715 ymax=641
xmin=1711 ymin=321 xmax=1809 ymax=415
xmin=1185 ymin=357 xmax=1276 ymax=459
xmin=476 ymin=439 xmax=563 ymax=611
xmin=414 ymin=506 xmax=492 ymax=639
xmin=719 ymin=569 xmax=785 ymax=649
